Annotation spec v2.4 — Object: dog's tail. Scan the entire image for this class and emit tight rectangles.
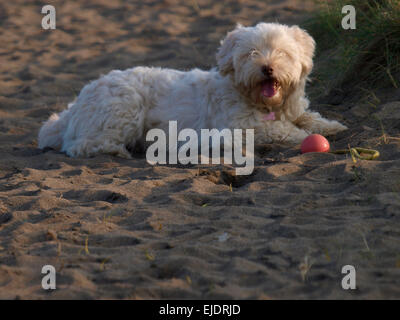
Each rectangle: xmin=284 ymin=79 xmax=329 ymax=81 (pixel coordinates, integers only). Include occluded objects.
xmin=38 ymin=105 xmax=72 ymax=150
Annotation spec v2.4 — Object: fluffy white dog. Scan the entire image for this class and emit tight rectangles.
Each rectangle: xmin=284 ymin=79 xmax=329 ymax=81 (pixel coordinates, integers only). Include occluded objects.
xmin=38 ymin=23 xmax=347 ymax=158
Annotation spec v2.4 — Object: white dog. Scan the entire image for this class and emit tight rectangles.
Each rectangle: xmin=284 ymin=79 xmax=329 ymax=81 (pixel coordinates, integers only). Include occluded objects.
xmin=38 ymin=23 xmax=347 ymax=158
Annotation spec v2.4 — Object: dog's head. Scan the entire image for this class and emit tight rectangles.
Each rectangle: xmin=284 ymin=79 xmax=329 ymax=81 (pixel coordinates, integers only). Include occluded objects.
xmin=216 ymin=23 xmax=315 ymax=110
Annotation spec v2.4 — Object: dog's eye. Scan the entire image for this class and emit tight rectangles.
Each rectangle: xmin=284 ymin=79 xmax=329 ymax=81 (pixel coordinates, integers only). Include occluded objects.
xmin=249 ymin=49 xmax=259 ymax=58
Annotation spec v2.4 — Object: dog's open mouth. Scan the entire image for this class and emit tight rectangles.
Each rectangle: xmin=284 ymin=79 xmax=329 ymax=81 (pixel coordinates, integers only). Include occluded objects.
xmin=261 ymin=78 xmax=280 ymax=98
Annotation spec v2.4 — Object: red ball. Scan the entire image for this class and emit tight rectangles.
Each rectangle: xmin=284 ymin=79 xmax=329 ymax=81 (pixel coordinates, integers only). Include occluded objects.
xmin=301 ymin=134 xmax=330 ymax=154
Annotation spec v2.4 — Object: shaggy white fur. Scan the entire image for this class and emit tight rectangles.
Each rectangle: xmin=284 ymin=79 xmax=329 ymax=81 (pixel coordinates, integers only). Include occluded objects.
xmin=38 ymin=22 xmax=347 ymax=158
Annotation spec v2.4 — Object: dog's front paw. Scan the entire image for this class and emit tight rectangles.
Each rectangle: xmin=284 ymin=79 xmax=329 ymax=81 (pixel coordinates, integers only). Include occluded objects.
xmin=322 ymin=120 xmax=348 ymax=136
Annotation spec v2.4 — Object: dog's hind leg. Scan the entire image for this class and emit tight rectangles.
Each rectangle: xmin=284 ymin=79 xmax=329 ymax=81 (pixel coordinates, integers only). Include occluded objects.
xmin=38 ymin=107 xmax=73 ymax=150
xmin=64 ymin=137 xmax=133 ymax=159
xmin=61 ymin=101 xmax=146 ymax=159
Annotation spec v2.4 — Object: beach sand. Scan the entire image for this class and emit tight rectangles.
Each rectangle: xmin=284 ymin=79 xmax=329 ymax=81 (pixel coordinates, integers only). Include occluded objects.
xmin=0 ymin=0 xmax=400 ymax=299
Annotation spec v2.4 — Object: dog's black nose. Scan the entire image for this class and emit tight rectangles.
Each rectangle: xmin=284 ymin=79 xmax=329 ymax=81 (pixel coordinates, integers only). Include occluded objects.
xmin=262 ymin=65 xmax=273 ymax=77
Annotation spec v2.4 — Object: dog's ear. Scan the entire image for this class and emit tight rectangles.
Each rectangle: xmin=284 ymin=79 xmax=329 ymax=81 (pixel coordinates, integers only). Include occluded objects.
xmin=216 ymin=24 xmax=244 ymax=76
xmin=289 ymin=26 xmax=315 ymax=77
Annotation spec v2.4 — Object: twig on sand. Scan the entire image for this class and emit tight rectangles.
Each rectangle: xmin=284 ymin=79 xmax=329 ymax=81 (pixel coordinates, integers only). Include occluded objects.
xmin=78 ymin=236 xmax=90 ymax=255
xmin=299 ymin=255 xmax=313 ymax=282
xmin=356 ymin=227 xmax=374 ymax=259
xmin=100 ymin=258 xmax=110 ymax=271
xmin=190 ymin=0 xmax=200 ymax=13
xmin=145 ymin=250 xmax=155 ymax=261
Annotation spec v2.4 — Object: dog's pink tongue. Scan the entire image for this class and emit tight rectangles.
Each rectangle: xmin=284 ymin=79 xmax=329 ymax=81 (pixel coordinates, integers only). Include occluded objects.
xmin=261 ymin=80 xmax=276 ymax=98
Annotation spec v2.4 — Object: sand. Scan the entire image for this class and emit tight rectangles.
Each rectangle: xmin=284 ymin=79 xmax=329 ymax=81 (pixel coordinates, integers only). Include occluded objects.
xmin=1 ymin=0 xmax=400 ymax=299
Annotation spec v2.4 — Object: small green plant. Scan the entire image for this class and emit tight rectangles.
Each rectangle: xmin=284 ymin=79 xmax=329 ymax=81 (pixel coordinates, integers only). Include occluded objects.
xmin=304 ymin=0 xmax=400 ymax=95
